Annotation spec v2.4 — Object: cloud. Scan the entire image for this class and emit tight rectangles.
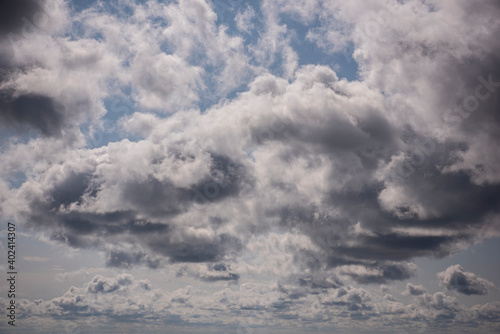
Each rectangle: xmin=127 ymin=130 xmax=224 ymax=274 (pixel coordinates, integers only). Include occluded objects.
xmin=1 ymin=0 xmax=500 ymax=332
xmin=2 ymin=61 xmax=499 ymax=279
xmin=414 ymin=291 xmax=464 ymax=322
xmin=472 ymin=302 xmax=500 ymax=322
xmin=179 ymin=263 xmax=240 ymax=282
xmin=0 ymin=0 xmax=41 ymax=34
xmin=1 ymin=272 xmax=500 ymax=333
xmin=23 ymin=256 xmax=50 ymax=262
xmin=319 ymin=286 xmax=373 ymax=312
xmin=438 ymin=265 xmax=495 ymax=295
xmin=0 ymin=1 xmax=112 ymax=139
xmin=18 ymin=274 xmax=173 ymax=321
xmin=0 ymin=94 xmax=65 ymax=136
xmin=105 ymin=249 xmax=161 ymax=269
xmin=404 ymin=283 xmax=427 ymax=296
xmin=235 ymin=5 xmax=255 ymax=34
xmin=131 ymin=53 xmax=204 ymax=111
xmin=339 ymin=262 xmax=417 ymax=284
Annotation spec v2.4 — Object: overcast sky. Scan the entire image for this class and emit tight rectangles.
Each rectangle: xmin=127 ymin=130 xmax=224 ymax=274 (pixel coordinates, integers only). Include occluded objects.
xmin=1 ymin=0 xmax=500 ymax=333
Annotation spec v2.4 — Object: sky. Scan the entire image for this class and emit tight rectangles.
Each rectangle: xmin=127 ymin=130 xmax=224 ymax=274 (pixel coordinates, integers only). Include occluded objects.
xmin=0 ymin=0 xmax=500 ymax=333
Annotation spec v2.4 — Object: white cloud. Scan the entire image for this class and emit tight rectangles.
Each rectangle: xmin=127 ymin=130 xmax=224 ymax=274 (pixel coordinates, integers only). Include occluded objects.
xmin=438 ymin=265 xmax=495 ymax=295
xmin=2 ymin=273 xmax=499 ymax=333
xmin=23 ymin=256 xmax=50 ymax=262
xmin=1 ymin=0 xmax=500 ymax=332
xmin=235 ymin=5 xmax=255 ymax=34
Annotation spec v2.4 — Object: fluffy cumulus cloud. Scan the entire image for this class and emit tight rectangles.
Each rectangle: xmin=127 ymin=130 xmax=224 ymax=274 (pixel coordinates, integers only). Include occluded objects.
xmin=1 ymin=0 xmax=500 ymax=333
xmin=405 ymin=283 xmax=427 ymax=296
xmin=1 ymin=273 xmax=500 ymax=333
xmin=438 ymin=265 xmax=495 ymax=296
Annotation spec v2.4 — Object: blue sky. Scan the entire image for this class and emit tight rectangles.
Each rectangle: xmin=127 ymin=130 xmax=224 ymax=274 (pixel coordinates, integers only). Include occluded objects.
xmin=1 ymin=0 xmax=500 ymax=333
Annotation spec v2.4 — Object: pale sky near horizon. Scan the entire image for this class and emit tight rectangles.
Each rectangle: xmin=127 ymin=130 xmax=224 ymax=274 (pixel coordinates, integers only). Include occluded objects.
xmin=1 ymin=0 xmax=500 ymax=333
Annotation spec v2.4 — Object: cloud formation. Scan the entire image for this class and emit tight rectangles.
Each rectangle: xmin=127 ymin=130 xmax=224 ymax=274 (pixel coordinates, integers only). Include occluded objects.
xmin=1 ymin=273 xmax=499 ymax=333
xmin=405 ymin=283 xmax=427 ymax=296
xmin=1 ymin=0 xmax=499 ymax=275
xmin=438 ymin=265 xmax=495 ymax=296
xmin=1 ymin=0 xmax=500 ymax=332
xmin=0 ymin=0 xmax=41 ymax=34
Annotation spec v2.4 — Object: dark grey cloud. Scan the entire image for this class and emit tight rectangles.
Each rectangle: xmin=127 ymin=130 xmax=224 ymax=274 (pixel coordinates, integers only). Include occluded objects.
xmin=196 ymin=264 xmax=240 ymax=282
xmin=339 ymin=262 xmax=417 ymax=284
xmin=0 ymin=93 xmax=66 ymax=136
xmin=188 ymin=153 xmax=250 ymax=207
xmin=50 ymin=171 xmax=91 ymax=208
xmin=105 ymin=250 xmax=161 ymax=269
xmin=286 ymin=140 xmax=500 ymax=270
xmin=0 ymin=0 xmax=41 ymax=34
xmin=87 ymin=275 xmax=122 ymax=294
xmin=0 ymin=0 xmax=62 ymax=88
xmin=120 ymin=176 xmax=193 ymax=218
xmin=277 ymin=273 xmax=343 ymax=300
xmin=438 ymin=265 xmax=494 ymax=296
xmin=0 ymin=0 xmax=116 ymax=141
xmin=320 ymin=287 xmax=373 ymax=312
xmin=148 ymin=233 xmax=242 ymax=263
xmin=405 ymin=283 xmax=426 ymax=296
xmin=472 ymin=302 xmax=500 ymax=322
xmin=19 ymin=153 xmax=249 ymax=266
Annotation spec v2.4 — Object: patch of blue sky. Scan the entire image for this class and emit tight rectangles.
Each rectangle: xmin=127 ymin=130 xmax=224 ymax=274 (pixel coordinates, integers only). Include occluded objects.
xmin=83 ymin=91 xmax=138 ymax=149
xmin=214 ymin=0 xmax=358 ymax=80
xmin=282 ymin=17 xmax=358 ymax=81
xmin=65 ymin=2 xmax=104 ymax=41
xmin=73 ymin=0 xmax=358 ymax=116
xmin=66 ymin=19 xmax=103 ymax=42
xmin=0 ymin=127 xmax=37 ymax=148
xmin=71 ymin=0 xmax=138 ymax=18
xmin=5 ymin=171 xmax=27 ymax=190
xmin=70 ymin=0 xmax=98 ymax=13
xmin=80 ymin=124 xmax=116 ymax=149
xmin=0 ymin=132 xmax=37 ymax=191
xmin=212 ymin=0 xmax=247 ymax=26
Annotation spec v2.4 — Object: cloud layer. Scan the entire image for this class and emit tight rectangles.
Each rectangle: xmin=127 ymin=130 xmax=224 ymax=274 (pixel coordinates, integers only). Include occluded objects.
xmin=2 ymin=273 xmax=499 ymax=333
xmin=1 ymin=0 xmax=500 ymax=333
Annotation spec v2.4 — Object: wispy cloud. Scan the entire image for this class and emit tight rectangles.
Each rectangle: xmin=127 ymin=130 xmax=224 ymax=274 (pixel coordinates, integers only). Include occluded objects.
xmin=23 ymin=256 xmax=50 ymax=262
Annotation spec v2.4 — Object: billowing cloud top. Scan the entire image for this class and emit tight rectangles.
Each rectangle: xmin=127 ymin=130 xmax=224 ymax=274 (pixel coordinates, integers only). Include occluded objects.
xmin=1 ymin=0 xmax=500 ymax=333
xmin=438 ymin=265 xmax=494 ymax=296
